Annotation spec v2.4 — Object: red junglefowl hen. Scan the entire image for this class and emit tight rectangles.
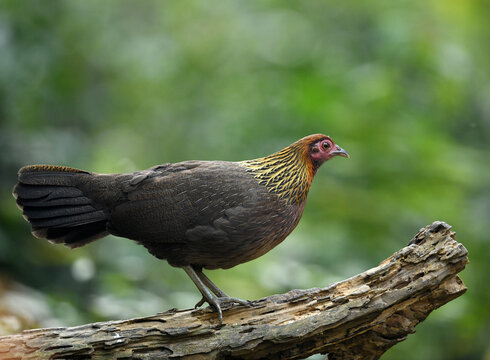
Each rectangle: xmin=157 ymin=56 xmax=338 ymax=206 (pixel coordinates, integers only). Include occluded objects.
xmin=13 ymin=134 xmax=348 ymax=325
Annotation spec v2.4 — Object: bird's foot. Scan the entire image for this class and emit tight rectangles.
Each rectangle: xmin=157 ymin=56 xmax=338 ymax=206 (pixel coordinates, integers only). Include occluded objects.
xmin=195 ymin=295 xmax=252 ymax=328
xmin=182 ymin=266 xmax=252 ymax=328
xmin=195 ymin=296 xmax=251 ymax=309
xmin=211 ymin=296 xmax=253 ymax=328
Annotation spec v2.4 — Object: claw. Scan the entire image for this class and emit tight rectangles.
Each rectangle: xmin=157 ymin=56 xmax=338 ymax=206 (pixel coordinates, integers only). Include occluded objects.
xmin=211 ymin=298 xmax=224 ymax=328
xmin=196 ymin=295 xmax=252 ymax=327
xmin=207 ymin=296 xmax=251 ymax=328
xmin=194 ymin=297 xmax=206 ymax=308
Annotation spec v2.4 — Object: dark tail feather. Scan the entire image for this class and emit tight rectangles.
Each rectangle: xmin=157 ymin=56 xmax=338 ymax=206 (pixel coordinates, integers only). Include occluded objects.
xmin=13 ymin=165 xmax=109 ymax=248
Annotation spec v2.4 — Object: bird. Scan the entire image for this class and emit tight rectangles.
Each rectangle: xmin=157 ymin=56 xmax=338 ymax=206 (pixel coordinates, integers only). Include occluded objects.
xmin=13 ymin=134 xmax=349 ymax=326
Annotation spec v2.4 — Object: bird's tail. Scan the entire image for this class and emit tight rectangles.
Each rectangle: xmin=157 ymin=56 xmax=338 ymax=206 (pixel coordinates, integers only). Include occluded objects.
xmin=13 ymin=165 xmax=109 ymax=248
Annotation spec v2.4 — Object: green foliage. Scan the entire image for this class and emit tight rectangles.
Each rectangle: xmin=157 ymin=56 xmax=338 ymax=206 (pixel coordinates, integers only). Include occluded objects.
xmin=0 ymin=1 xmax=488 ymax=358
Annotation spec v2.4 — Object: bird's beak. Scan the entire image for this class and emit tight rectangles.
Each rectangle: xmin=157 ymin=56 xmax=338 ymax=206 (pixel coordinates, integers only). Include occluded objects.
xmin=331 ymin=145 xmax=350 ymax=158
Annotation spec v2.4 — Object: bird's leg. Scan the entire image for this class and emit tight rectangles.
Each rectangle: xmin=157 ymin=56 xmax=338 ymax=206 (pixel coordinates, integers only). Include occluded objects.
xmin=183 ymin=265 xmax=224 ymax=326
xmin=188 ymin=265 xmax=220 ymax=308
xmin=195 ymin=268 xmax=251 ymax=306
xmin=183 ymin=265 xmax=252 ymax=326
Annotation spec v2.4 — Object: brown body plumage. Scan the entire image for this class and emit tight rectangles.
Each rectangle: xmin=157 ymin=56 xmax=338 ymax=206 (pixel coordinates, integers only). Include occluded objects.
xmin=13 ymin=134 xmax=348 ymax=325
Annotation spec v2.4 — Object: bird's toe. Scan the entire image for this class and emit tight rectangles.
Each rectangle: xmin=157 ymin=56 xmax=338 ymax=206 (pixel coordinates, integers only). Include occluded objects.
xmin=223 ymin=297 xmax=252 ymax=307
xmin=194 ymin=297 xmax=206 ymax=308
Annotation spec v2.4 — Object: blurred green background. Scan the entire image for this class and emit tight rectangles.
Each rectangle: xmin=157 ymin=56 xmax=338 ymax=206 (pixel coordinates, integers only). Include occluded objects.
xmin=0 ymin=1 xmax=488 ymax=359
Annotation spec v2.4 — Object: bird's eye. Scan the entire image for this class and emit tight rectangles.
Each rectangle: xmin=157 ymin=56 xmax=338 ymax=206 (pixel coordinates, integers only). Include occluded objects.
xmin=321 ymin=141 xmax=331 ymax=151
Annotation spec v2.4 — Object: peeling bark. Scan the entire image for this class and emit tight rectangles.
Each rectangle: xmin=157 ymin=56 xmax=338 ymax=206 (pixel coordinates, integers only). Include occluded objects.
xmin=0 ymin=221 xmax=468 ymax=360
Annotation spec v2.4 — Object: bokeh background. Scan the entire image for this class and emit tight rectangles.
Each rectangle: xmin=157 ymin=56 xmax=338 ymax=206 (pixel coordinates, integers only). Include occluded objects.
xmin=0 ymin=1 xmax=488 ymax=359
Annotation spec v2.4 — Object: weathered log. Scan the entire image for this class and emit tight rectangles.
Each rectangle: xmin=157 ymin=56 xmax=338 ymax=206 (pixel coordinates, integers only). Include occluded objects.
xmin=0 ymin=221 xmax=468 ymax=360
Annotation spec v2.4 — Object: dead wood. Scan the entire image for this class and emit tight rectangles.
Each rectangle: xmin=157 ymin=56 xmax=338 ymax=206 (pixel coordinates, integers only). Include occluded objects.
xmin=0 ymin=221 xmax=468 ymax=360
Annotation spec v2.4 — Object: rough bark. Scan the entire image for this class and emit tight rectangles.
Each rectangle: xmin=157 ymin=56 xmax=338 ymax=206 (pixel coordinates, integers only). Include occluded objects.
xmin=0 ymin=221 xmax=468 ymax=360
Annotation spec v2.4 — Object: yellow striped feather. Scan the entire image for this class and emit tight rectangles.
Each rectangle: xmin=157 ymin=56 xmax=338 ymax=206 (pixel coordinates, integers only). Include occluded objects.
xmin=241 ymin=140 xmax=315 ymax=204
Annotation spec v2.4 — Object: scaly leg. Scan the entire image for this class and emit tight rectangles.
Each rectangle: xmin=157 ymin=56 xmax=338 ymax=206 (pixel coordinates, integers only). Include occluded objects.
xmin=183 ymin=265 xmax=251 ymax=326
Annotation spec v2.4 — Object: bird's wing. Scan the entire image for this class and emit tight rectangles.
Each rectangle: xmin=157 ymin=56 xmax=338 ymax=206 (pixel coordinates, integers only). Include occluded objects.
xmin=106 ymin=161 xmax=262 ymax=243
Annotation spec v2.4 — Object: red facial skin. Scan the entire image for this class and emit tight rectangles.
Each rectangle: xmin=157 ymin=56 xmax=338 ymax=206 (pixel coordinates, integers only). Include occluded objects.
xmin=309 ymin=138 xmax=349 ymax=169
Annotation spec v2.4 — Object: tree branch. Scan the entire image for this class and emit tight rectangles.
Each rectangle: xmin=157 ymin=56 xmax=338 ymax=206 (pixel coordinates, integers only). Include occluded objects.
xmin=0 ymin=221 xmax=468 ymax=360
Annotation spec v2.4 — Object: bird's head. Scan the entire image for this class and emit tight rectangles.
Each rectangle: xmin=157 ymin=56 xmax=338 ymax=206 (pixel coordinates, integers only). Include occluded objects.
xmin=243 ymin=134 xmax=349 ymax=204
xmin=299 ymin=134 xmax=350 ymax=172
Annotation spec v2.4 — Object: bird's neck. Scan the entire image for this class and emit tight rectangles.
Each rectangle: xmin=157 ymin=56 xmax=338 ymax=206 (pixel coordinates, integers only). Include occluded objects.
xmin=241 ymin=143 xmax=315 ymax=204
